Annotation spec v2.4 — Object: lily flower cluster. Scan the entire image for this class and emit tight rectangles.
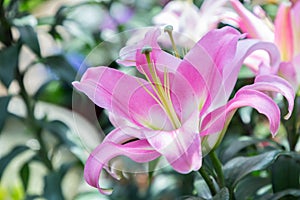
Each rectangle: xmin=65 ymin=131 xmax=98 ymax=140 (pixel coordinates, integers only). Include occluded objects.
xmin=230 ymin=0 xmax=300 ymax=92
xmin=73 ymin=26 xmax=294 ymax=195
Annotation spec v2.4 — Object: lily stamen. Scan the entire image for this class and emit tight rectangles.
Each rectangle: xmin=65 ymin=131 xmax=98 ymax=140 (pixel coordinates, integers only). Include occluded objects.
xmin=141 ymin=46 xmax=181 ymax=129
xmin=164 ymin=25 xmax=180 ymax=58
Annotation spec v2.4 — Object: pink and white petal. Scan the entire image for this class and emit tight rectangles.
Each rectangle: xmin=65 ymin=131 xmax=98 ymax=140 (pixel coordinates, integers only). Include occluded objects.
xmin=168 ymin=72 xmax=199 ymax=122
xmin=117 ymin=28 xmax=162 ymax=67
xmin=128 ymin=86 xmax=172 ymax=130
xmin=243 ymin=50 xmax=271 ymax=73
xmin=291 ymin=1 xmax=300 ymax=56
xmin=177 ymin=27 xmax=241 ymax=112
xmin=293 ymin=54 xmax=300 ymax=87
xmin=224 ymin=39 xmax=281 ymax=95
xmin=196 ymin=26 xmax=243 ymax=73
xmin=84 ymin=136 xmax=160 ymax=194
xmin=274 ymin=2 xmax=293 ymax=61
xmin=279 ymin=61 xmax=298 ymax=91
xmin=73 ymin=67 xmax=149 ymax=124
xmin=230 ymin=0 xmax=274 ymax=41
xmin=247 ymin=74 xmax=295 ymax=119
xmin=145 ymin=111 xmax=202 ymax=173
xmin=201 ymin=89 xmax=281 ymax=137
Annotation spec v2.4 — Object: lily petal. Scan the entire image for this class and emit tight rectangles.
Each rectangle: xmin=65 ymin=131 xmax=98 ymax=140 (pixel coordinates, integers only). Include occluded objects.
xmin=201 ymin=89 xmax=280 ymax=137
xmin=291 ymin=0 xmax=300 ymax=56
xmin=84 ymin=129 xmax=160 ymax=195
xmin=230 ymin=0 xmax=274 ymax=41
xmin=274 ymin=2 xmax=293 ymax=61
xmin=145 ymin=111 xmax=202 ymax=173
xmin=224 ymin=39 xmax=281 ymax=95
xmin=246 ymin=74 xmax=295 ymax=119
xmin=177 ymin=27 xmax=241 ymax=112
xmin=73 ymin=67 xmax=156 ymax=126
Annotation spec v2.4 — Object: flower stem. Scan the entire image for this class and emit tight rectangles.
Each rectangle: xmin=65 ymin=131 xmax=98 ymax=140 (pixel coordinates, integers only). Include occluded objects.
xmin=209 ymin=150 xmax=225 ymax=188
xmin=199 ymin=167 xmax=216 ymax=196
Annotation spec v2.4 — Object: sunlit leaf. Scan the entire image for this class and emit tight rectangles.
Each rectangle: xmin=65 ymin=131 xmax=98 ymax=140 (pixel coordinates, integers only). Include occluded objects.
xmin=0 ymin=146 xmax=29 ymax=180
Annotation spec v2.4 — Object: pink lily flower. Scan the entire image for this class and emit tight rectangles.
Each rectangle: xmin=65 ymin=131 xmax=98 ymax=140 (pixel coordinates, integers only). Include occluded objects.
xmin=230 ymin=0 xmax=300 ymax=91
xmin=152 ymin=0 xmax=229 ymax=43
xmin=72 ymin=27 xmax=294 ymax=195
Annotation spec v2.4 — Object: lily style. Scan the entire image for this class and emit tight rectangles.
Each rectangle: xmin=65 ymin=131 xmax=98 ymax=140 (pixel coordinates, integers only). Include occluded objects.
xmin=72 ymin=26 xmax=294 ymax=195
xmin=230 ymin=0 xmax=300 ymax=91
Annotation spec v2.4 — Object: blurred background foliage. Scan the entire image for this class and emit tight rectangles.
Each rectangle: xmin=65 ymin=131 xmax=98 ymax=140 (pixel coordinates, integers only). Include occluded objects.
xmin=0 ymin=0 xmax=299 ymax=200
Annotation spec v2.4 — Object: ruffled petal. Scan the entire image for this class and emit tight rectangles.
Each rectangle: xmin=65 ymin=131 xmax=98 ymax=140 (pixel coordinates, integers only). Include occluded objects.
xmin=245 ymin=74 xmax=295 ymax=119
xmin=230 ymin=0 xmax=274 ymax=41
xmin=84 ymin=129 xmax=160 ymax=195
xmin=223 ymin=39 xmax=281 ymax=97
xmin=201 ymin=89 xmax=280 ymax=137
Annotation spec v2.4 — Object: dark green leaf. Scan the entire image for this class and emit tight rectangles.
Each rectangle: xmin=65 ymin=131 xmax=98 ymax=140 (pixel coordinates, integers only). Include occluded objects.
xmin=224 ymin=150 xmax=281 ymax=188
xmin=220 ymin=136 xmax=262 ymax=163
xmin=43 ymin=163 xmax=74 ymax=200
xmin=271 ymin=154 xmax=300 ymax=193
xmin=17 ymin=25 xmax=41 ymax=57
xmin=0 ymin=146 xmax=29 ymax=179
xmin=0 ymin=95 xmax=11 ymax=133
xmin=20 ymin=162 xmax=30 ymax=191
xmin=266 ymin=189 xmax=300 ymax=200
xmin=0 ymin=45 xmax=20 ymax=87
xmin=213 ymin=188 xmax=229 ymax=200
xmin=43 ymin=55 xmax=77 ymax=84
xmin=33 ymin=80 xmax=72 ymax=107
xmin=25 ymin=195 xmax=41 ymax=200
xmin=43 ymin=120 xmax=75 ymax=148
xmin=235 ymin=176 xmax=270 ymax=199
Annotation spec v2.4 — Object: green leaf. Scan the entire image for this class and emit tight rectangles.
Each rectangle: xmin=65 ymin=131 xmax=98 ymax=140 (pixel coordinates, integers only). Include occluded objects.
xmin=0 ymin=146 xmax=29 ymax=179
xmin=224 ymin=150 xmax=281 ymax=188
xmin=271 ymin=154 xmax=300 ymax=193
xmin=43 ymin=120 xmax=75 ymax=148
xmin=235 ymin=176 xmax=270 ymax=199
xmin=20 ymin=162 xmax=30 ymax=192
xmin=0 ymin=95 xmax=11 ymax=133
xmin=17 ymin=25 xmax=41 ymax=57
xmin=43 ymin=163 xmax=74 ymax=200
xmin=43 ymin=55 xmax=77 ymax=84
xmin=0 ymin=45 xmax=20 ymax=87
xmin=212 ymin=188 xmax=229 ymax=200
xmin=33 ymin=80 xmax=72 ymax=107
xmin=266 ymin=189 xmax=300 ymax=200
xmin=220 ymin=136 xmax=262 ymax=163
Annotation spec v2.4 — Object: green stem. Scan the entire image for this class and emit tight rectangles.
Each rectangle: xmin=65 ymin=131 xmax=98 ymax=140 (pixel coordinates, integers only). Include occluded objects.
xmin=16 ymin=68 xmax=53 ymax=171
xmin=209 ymin=150 xmax=225 ymax=188
xmin=199 ymin=167 xmax=217 ymax=196
xmin=286 ymin=95 xmax=299 ymax=151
